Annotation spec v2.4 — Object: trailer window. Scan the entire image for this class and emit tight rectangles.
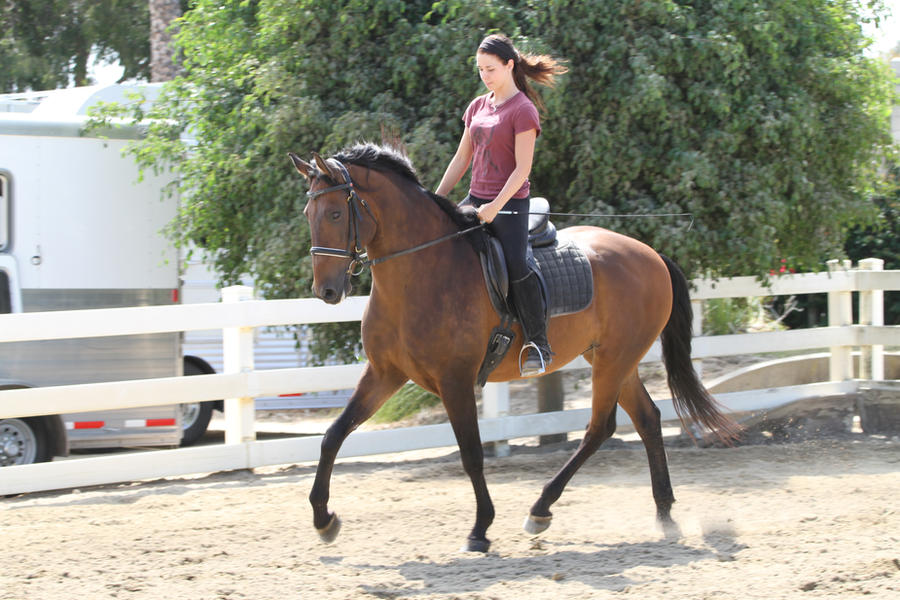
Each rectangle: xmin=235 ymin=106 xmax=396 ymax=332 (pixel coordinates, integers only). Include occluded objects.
xmin=0 ymin=173 xmax=7 ymax=251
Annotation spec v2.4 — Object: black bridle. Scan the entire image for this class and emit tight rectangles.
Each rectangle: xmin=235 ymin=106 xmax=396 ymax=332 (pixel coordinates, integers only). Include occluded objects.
xmin=306 ymin=159 xmax=485 ymax=275
xmin=307 ymin=160 xmax=376 ymax=276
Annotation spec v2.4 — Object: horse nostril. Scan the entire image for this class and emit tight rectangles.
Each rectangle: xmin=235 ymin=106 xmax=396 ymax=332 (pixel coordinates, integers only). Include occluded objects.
xmin=323 ymin=288 xmax=337 ymax=302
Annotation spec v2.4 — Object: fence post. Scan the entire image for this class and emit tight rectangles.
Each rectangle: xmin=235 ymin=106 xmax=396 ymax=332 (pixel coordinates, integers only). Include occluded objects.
xmin=222 ymin=285 xmax=256 ymax=445
xmin=537 ymin=371 xmax=567 ymax=446
xmin=482 ymin=382 xmax=510 ymax=457
xmin=858 ymin=258 xmax=885 ymax=381
xmin=827 ymin=259 xmax=854 ymax=381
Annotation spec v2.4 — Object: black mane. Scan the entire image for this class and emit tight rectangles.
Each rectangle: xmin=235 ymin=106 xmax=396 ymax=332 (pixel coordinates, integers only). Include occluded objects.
xmin=333 ymin=143 xmax=479 ymax=230
xmin=334 ymin=142 xmax=420 ymax=185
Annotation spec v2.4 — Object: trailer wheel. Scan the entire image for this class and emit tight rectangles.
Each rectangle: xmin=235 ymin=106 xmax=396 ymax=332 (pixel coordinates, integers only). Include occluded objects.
xmin=0 ymin=417 xmax=50 ymax=466
xmin=180 ymin=357 xmax=216 ymax=447
xmin=179 ymin=401 xmax=213 ymax=446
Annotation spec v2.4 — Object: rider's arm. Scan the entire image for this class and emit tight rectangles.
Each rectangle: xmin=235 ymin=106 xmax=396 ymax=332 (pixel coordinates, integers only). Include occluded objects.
xmin=476 ymin=128 xmax=536 ymax=223
xmin=435 ymin=127 xmax=474 ymax=197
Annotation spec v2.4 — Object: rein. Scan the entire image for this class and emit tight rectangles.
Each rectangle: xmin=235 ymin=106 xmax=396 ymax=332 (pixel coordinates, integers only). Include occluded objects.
xmin=307 ymin=160 xmax=485 ymax=275
xmin=307 ymin=159 xmax=693 ymax=275
xmin=365 ymin=224 xmax=486 ymax=268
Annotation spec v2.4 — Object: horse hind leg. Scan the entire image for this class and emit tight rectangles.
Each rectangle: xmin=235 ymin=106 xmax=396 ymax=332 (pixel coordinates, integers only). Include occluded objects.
xmin=618 ymin=372 xmax=680 ymax=537
xmin=524 ymin=361 xmax=620 ymax=535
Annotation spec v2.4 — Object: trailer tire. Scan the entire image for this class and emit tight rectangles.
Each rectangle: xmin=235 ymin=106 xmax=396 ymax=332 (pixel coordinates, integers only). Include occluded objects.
xmin=0 ymin=417 xmax=51 ymax=466
xmin=179 ymin=401 xmax=213 ymax=447
xmin=180 ymin=357 xmax=217 ymax=447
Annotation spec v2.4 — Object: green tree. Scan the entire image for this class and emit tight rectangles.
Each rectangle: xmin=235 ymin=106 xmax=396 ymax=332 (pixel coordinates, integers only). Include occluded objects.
xmin=846 ymin=165 xmax=900 ymax=323
xmin=116 ymin=0 xmax=524 ymax=360
xmin=532 ymin=0 xmax=896 ymax=276
xmin=0 ymin=0 xmax=188 ymax=92
xmin=115 ymin=0 xmax=896 ymax=361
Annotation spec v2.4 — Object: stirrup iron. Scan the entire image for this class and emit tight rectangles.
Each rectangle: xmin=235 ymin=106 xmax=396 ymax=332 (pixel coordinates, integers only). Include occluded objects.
xmin=518 ymin=341 xmax=547 ymax=377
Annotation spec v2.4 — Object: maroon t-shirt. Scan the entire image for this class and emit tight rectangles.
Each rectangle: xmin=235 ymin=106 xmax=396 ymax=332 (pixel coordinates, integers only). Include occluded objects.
xmin=463 ymin=91 xmax=541 ymax=200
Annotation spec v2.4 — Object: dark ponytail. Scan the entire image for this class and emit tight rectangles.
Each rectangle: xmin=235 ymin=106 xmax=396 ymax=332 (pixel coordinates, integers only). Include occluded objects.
xmin=477 ymin=34 xmax=568 ymax=113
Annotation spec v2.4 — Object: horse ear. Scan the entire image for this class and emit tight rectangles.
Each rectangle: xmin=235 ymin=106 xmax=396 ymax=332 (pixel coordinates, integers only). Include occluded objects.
xmin=312 ymin=152 xmax=340 ymax=182
xmin=288 ymin=152 xmax=315 ymax=180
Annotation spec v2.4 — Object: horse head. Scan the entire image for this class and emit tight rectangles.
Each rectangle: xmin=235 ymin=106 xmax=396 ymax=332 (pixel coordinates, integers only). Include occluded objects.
xmin=288 ymin=151 xmax=375 ymax=304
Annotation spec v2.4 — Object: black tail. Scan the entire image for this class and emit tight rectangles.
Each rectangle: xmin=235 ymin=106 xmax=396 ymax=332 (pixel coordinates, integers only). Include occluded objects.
xmin=659 ymin=255 xmax=741 ymax=445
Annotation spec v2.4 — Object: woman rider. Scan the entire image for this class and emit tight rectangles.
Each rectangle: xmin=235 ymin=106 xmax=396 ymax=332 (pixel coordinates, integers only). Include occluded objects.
xmin=435 ymin=33 xmax=566 ymax=376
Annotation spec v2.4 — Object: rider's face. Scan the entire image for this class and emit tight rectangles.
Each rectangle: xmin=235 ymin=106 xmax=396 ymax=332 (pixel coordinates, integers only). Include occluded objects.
xmin=476 ymin=51 xmax=514 ymax=95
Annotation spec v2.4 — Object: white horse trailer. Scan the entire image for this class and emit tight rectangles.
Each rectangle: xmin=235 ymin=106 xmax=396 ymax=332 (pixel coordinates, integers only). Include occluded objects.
xmin=0 ymin=84 xmax=202 ymax=466
xmin=0 ymin=84 xmax=351 ymax=467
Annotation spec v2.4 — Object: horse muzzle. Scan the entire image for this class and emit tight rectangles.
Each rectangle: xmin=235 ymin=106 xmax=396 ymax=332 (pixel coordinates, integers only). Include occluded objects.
xmin=313 ymin=274 xmax=351 ymax=305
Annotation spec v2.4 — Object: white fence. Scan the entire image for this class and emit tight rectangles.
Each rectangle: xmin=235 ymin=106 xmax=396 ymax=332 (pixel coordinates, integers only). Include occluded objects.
xmin=1 ymin=259 xmax=898 ymax=495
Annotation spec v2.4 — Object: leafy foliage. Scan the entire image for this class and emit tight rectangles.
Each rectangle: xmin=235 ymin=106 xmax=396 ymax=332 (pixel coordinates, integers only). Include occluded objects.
xmin=703 ymin=297 xmax=759 ymax=335
xmin=372 ymin=383 xmax=442 ymax=423
xmin=0 ymin=0 xmax=170 ymax=91
xmin=846 ymin=166 xmax=900 ymax=324
xmin=110 ymin=0 xmax=895 ymax=361
xmin=533 ymin=0 xmax=895 ymax=276
xmin=776 ymin=166 xmax=900 ymax=329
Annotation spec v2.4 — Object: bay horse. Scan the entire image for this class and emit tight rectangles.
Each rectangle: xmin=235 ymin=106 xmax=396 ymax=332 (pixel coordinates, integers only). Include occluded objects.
xmin=288 ymin=143 xmax=739 ymax=553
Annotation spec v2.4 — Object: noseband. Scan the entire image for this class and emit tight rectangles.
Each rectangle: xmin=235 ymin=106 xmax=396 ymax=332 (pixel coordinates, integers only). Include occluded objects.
xmin=307 ymin=160 xmax=376 ymax=276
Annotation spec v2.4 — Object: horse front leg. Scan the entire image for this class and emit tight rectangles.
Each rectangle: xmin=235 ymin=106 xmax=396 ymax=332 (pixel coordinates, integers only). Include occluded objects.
xmin=440 ymin=379 xmax=495 ymax=552
xmin=309 ymin=362 xmax=406 ymax=543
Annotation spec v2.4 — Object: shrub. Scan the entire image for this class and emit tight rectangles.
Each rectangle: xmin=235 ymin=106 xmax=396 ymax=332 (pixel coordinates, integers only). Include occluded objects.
xmin=372 ymin=384 xmax=442 ymax=423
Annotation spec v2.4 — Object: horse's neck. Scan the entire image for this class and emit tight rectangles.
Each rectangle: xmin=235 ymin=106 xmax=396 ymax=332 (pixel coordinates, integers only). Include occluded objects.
xmin=367 ymin=189 xmax=480 ymax=291
xmin=368 ymin=186 xmax=455 ymax=255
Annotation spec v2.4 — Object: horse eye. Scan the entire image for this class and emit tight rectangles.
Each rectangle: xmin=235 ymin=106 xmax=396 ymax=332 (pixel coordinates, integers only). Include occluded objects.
xmin=331 ymin=210 xmax=342 ymax=221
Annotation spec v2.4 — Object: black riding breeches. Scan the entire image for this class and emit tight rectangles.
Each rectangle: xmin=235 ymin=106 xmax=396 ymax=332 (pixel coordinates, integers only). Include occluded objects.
xmin=462 ymin=194 xmax=531 ymax=281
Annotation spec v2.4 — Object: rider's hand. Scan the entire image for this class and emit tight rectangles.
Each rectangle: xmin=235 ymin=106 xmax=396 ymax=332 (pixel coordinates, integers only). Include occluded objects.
xmin=476 ymin=201 xmax=502 ymax=223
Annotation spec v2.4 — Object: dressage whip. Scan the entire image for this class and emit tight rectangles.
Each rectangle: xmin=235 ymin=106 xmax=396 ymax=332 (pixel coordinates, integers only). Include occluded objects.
xmin=495 ymin=210 xmax=695 ymax=231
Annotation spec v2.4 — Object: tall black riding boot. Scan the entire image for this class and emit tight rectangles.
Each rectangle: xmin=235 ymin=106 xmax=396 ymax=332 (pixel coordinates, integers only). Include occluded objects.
xmin=510 ymin=271 xmax=553 ymax=377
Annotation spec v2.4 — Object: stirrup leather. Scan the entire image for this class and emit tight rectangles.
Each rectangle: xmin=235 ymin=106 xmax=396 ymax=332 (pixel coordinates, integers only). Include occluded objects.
xmin=518 ymin=341 xmax=547 ymax=377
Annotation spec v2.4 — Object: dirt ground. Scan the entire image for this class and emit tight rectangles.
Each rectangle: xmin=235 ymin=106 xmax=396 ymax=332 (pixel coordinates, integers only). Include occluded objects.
xmin=2 ymin=427 xmax=899 ymax=599
xmin=3 ymin=358 xmax=899 ymax=599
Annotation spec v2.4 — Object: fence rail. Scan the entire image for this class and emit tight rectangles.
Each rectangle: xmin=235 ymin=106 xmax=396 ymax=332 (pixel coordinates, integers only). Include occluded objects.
xmin=1 ymin=261 xmax=897 ymax=495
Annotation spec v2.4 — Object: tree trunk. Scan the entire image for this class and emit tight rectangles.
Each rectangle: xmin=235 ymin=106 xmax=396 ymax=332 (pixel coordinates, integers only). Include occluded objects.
xmin=73 ymin=34 xmax=91 ymax=87
xmin=149 ymin=0 xmax=182 ymax=82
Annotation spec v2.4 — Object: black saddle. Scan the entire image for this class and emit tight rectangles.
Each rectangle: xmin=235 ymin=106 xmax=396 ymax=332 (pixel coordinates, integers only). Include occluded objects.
xmin=479 ymin=197 xmax=592 ymax=321
xmin=475 ymin=197 xmax=593 ymax=385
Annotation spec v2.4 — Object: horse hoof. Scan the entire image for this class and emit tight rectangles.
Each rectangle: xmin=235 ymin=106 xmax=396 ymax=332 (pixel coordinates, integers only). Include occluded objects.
xmin=316 ymin=513 xmax=342 ymax=544
xmin=523 ymin=514 xmax=552 ymax=535
xmin=461 ymin=537 xmax=491 ymax=553
xmin=659 ymin=516 xmax=682 ymax=539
